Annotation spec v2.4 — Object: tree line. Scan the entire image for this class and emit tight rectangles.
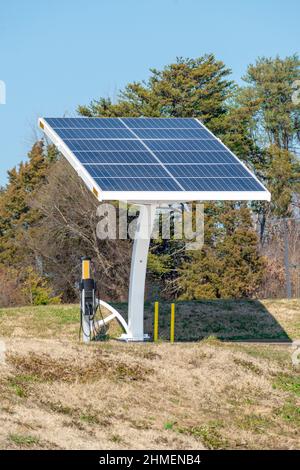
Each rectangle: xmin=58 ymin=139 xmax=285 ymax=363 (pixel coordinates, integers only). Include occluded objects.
xmin=0 ymin=53 xmax=299 ymax=306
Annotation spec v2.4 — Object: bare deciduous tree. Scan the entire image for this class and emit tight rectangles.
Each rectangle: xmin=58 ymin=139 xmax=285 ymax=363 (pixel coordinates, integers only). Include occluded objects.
xmin=26 ymin=158 xmax=131 ymax=302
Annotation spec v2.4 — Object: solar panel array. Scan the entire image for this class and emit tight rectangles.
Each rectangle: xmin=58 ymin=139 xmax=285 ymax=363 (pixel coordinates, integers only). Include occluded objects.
xmin=43 ymin=117 xmax=265 ymax=193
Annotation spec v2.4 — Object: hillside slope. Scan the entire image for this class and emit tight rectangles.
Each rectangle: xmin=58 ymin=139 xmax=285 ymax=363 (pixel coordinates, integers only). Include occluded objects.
xmin=0 ymin=300 xmax=299 ymax=450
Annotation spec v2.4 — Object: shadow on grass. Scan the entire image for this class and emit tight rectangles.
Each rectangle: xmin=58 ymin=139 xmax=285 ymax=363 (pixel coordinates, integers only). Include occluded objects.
xmin=113 ymin=299 xmax=292 ymax=343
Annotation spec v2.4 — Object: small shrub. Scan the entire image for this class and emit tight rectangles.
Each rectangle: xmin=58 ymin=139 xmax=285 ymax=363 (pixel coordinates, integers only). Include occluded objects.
xmin=21 ymin=267 xmax=61 ymax=306
xmin=177 ymin=422 xmax=227 ymax=449
xmin=273 ymin=373 xmax=300 ymax=396
xmin=164 ymin=421 xmax=176 ymax=430
xmin=275 ymin=401 xmax=300 ymax=425
xmin=9 ymin=434 xmax=40 ymax=447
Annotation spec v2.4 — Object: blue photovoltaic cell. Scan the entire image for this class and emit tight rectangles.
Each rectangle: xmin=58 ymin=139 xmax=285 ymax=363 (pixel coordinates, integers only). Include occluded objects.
xmin=64 ymin=139 xmax=146 ymax=152
xmin=146 ymin=139 xmax=223 ymax=152
xmin=93 ymin=178 xmax=181 ymax=191
xmin=43 ymin=117 xmax=266 ymax=193
xmin=155 ymin=151 xmax=237 ymax=164
xmin=133 ymin=128 xmax=212 ymax=140
xmin=45 ymin=117 xmax=126 ymax=129
xmin=176 ymin=178 xmax=263 ymax=192
xmin=54 ymin=128 xmax=134 ymax=140
xmin=73 ymin=151 xmax=158 ymax=164
xmin=122 ymin=118 xmax=201 ymax=128
xmin=84 ymin=164 xmax=171 ymax=179
xmin=169 ymin=164 xmax=250 ymax=178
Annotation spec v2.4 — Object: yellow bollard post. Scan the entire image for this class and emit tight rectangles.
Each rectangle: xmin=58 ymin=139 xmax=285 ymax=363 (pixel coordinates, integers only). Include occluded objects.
xmin=170 ymin=303 xmax=175 ymax=343
xmin=154 ymin=302 xmax=159 ymax=342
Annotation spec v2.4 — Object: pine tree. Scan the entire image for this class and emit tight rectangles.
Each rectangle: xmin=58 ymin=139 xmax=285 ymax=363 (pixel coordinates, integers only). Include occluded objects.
xmin=0 ymin=142 xmax=58 ymax=266
xmin=78 ymin=55 xmax=235 ymax=129
xmin=236 ymin=55 xmax=300 ymax=240
xmin=178 ymin=204 xmax=265 ymax=299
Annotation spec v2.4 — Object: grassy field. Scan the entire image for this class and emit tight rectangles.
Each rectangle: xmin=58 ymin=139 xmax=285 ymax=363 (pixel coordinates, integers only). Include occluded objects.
xmin=0 ymin=299 xmax=299 ymax=450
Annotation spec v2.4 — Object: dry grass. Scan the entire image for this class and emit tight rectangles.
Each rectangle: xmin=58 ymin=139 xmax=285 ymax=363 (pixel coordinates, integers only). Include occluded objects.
xmin=0 ymin=300 xmax=299 ymax=450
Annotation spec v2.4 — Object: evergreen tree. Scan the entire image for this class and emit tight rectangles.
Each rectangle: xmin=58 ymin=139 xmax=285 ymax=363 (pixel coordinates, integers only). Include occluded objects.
xmin=237 ymin=55 xmax=300 ymax=239
xmin=78 ymin=55 xmax=235 ymax=130
xmin=178 ymin=204 xmax=265 ymax=299
xmin=0 ymin=141 xmax=59 ymax=288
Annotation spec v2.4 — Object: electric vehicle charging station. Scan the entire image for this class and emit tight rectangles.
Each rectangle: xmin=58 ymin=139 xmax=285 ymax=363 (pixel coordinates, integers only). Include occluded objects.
xmin=80 ymin=257 xmax=96 ymax=343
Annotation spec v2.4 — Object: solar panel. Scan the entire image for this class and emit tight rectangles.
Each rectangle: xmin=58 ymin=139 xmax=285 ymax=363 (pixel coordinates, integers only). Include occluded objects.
xmin=39 ymin=117 xmax=270 ymax=201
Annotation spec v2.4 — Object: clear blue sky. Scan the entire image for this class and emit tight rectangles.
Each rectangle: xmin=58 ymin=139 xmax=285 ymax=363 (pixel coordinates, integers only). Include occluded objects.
xmin=0 ymin=0 xmax=299 ymax=186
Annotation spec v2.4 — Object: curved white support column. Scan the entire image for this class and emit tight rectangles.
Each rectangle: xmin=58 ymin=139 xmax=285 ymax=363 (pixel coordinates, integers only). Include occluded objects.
xmin=119 ymin=204 xmax=157 ymax=341
xmin=91 ymin=204 xmax=156 ymax=342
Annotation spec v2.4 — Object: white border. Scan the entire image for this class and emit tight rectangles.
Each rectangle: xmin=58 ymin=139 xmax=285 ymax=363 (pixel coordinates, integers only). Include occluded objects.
xmin=98 ymin=190 xmax=270 ymax=202
xmin=39 ymin=117 xmax=271 ymax=202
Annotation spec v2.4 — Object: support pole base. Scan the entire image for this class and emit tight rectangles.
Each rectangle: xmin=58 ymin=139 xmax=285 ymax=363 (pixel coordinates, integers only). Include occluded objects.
xmin=118 ymin=333 xmax=151 ymax=343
